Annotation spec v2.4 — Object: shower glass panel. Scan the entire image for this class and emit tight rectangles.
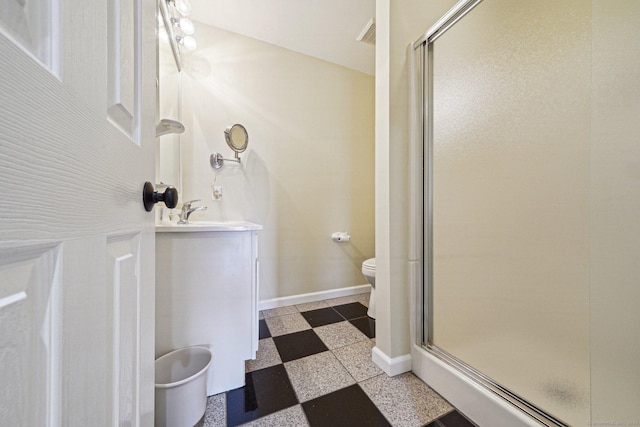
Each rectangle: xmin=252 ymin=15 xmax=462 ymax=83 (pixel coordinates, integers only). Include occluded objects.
xmin=429 ymin=0 xmax=591 ymax=424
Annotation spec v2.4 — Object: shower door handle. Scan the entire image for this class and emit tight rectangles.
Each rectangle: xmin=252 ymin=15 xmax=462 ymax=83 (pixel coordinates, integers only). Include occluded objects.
xmin=142 ymin=181 xmax=178 ymax=212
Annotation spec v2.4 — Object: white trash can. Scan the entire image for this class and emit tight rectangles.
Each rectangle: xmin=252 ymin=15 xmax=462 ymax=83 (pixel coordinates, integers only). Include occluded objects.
xmin=155 ymin=346 xmax=213 ymax=427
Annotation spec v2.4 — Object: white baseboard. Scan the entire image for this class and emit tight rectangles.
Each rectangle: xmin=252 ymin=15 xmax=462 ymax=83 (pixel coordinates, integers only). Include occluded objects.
xmin=259 ymin=284 xmax=371 ymax=311
xmin=372 ymin=346 xmax=412 ymax=377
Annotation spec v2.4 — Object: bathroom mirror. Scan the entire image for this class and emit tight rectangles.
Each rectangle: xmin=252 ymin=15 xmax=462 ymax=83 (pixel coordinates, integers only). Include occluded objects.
xmin=210 ymin=124 xmax=249 ymax=169
xmin=225 ymin=124 xmax=249 ymax=154
xmin=156 ymin=4 xmax=182 ymax=193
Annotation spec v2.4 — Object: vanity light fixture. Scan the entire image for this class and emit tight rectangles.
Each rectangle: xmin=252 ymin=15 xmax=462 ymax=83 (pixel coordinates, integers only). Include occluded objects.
xmin=171 ymin=17 xmax=195 ymax=35
xmin=160 ymin=0 xmax=196 ymax=71
xmin=176 ymin=35 xmax=197 ymax=51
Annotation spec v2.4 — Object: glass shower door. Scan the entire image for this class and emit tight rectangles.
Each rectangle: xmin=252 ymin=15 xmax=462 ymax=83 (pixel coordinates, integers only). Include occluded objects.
xmin=419 ymin=0 xmax=640 ymax=425
xmin=425 ymin=0 xmax=591 ymax=425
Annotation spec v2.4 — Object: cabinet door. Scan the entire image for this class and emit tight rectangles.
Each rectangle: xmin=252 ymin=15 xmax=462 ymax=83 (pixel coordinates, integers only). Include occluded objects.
xmin=156 ymin=231 xmax=256 ymax=395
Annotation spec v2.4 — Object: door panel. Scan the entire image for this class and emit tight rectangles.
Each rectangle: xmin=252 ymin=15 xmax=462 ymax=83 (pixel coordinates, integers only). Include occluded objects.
xmin=108 ymin=0 xmax=138 ymax=138
xmin=0 ymin=0 xmax=55 ymax=70
xmin=0 ymin=244 xmax=61 ymax=426
xmin=0 ymin=0 xmax=156 ymax=424
xmin=107 ymin=234 xmax=141 ymax=426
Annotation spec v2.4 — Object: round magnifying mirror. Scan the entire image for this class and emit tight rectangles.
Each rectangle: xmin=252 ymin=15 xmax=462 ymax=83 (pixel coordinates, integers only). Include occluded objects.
xmin=224 ymin=124 xmax=248 ymax=155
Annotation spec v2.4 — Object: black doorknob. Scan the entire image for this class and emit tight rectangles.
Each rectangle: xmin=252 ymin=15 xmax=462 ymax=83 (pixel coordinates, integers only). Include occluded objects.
xmin=142 ymin=181 xmax=178 ymax=212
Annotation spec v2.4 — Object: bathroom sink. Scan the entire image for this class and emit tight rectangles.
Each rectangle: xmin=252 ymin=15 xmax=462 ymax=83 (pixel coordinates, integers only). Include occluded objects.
xmin=156 ymin=221 xmax=263 ymax=232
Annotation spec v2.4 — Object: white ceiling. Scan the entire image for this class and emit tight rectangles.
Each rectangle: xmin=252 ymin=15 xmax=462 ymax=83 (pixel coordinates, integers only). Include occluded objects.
xmin=189 ymin=0 xmax=376 ymax=75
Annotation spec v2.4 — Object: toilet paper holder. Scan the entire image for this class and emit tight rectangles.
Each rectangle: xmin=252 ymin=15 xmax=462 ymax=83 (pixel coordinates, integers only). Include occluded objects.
xmin=331 ymin=232 xmax=351 ymax=242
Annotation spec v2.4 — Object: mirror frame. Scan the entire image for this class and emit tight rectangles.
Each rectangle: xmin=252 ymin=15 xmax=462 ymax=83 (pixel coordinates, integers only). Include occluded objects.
xmin=224 ymin=124 xmax=249 ymax=154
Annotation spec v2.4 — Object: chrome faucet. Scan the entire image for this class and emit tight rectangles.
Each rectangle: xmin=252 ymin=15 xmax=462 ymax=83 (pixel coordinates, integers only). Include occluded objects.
xmin=178 ymin=199 xmax=207 ymax=224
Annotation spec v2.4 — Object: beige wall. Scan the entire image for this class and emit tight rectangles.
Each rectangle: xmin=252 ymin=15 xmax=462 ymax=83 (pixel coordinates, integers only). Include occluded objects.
xmin=375 ymin=0 xmax=456 ymax=360
xmin=179 ymin=24 xmax=375 ymax=300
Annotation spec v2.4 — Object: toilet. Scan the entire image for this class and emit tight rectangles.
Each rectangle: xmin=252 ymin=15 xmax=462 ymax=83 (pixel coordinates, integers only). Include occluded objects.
xmin=361 ymin=258 xmax=376 ymax=319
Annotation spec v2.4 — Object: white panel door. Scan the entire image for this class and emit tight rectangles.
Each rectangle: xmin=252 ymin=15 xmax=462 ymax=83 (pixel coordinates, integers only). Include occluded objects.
xmin=0 ymin=0 xmax=156 ymax=425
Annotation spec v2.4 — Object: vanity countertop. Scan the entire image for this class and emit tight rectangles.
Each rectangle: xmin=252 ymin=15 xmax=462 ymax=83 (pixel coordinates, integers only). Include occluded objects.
xmin=156 ymin=221 xmax=263 ymax=232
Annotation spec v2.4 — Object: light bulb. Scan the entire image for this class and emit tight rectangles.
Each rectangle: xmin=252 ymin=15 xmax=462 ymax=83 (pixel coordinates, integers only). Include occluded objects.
xmin=173 ymin=0 xmax=192 ymax=16
xmin=171 ymin=17 xmax=194 ymax=35
xmin=179 ymin=18 xmax=195 ymax=35
xmin=177 ymin=35 xmax=196 ymax=51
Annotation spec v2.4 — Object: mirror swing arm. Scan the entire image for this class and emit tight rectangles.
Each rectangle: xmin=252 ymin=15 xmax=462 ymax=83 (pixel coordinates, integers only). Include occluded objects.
xmin=210 ymin=124 xmax=249 ymax=170
xmin=210 ymin=152 xmax=240 ymax=169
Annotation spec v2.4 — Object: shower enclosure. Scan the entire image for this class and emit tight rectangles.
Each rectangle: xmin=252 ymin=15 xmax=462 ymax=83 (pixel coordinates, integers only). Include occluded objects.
xmin=410 ymin=1 xmax=640 ymax=426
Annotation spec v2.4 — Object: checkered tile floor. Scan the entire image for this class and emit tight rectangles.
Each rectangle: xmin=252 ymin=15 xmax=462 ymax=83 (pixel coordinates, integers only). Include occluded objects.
xmin=202 ymin=293 xmax=476 ymax=427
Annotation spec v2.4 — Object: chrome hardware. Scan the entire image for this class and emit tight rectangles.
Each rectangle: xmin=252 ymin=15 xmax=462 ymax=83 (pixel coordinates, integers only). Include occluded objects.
xmin=178 ymin=199 xmax=207 ymax=224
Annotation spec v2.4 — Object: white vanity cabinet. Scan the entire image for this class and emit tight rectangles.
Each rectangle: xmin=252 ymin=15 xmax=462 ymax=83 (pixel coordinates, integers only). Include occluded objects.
xmin=155 ymin=222 xmax=262 ymax=395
